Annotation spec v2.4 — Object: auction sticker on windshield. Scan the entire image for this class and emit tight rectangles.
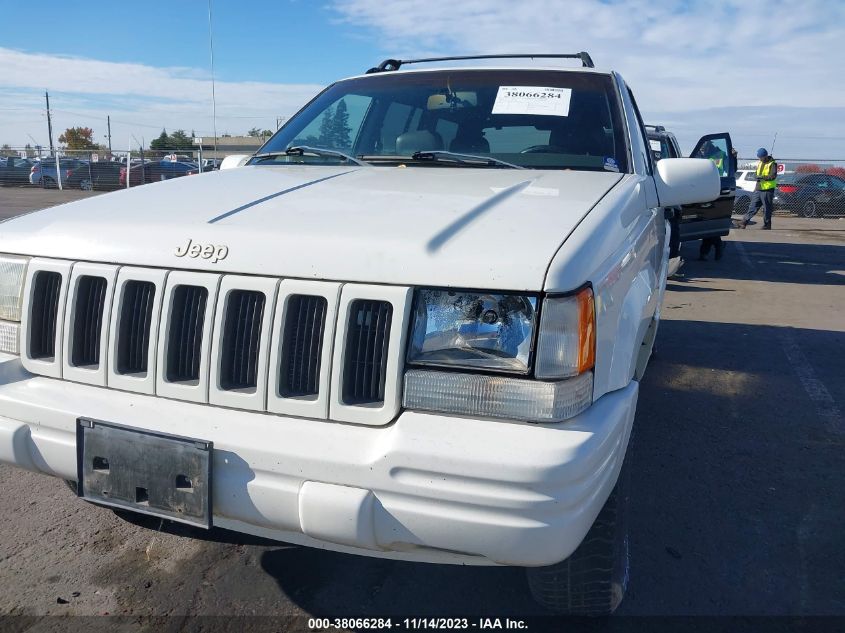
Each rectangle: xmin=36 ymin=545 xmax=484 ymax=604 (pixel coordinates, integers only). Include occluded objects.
xmin=492 ymin=86 xmax=572 ymax=116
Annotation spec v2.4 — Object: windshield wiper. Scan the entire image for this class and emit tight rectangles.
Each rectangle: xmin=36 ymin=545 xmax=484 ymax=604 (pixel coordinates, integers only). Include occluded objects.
xmin=252 ymin=146 xmax=371 ymax=166
xmin=410 ymin=150 xmax=524 ymax=169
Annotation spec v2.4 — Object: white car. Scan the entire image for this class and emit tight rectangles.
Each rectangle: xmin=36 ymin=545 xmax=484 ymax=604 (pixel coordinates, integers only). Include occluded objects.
xmin=0 ymin=53 xmax=720 ymax=615
xmin=736 ymin=169 xmax=757 ymax=192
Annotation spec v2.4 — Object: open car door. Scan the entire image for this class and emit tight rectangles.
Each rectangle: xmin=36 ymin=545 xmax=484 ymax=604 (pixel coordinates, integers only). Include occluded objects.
xmin=678 ymin=132 xmax=736 ymax=242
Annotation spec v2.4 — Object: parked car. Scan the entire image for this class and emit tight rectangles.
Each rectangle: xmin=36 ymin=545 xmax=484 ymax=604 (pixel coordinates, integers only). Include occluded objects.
xmin=201 ymin=158 xmax=222 ymax=171
xmin=735 ymin=169 xmax=758 ymax=192
xmin=0 ymin=52 xmax=722 ymax=616
xmin=29 ymin=158 xmax=86 ymax=187
xmin=144 ymin=160 xmax=198 ymax=182
xmin=0 ymin=156 xmax=36 ymax=186
xmin=773 ymin=172 xmax=845 ymax=217
xmin=647 ymin=125 xmax=735 ymax=242
xmin=118 ymin=160 xmax=155 ymax=187
xmin=65 ymin=161 xmax=123 ymax=191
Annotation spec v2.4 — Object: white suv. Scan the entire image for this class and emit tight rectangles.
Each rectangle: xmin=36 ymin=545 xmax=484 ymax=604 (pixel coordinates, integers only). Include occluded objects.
xmin=0 ymin=53 xmax=720 ymax=615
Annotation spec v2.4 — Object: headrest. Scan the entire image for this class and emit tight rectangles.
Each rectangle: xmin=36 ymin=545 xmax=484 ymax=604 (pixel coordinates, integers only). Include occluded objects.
xmin=395 ymin=130 xmax=444 ymax=155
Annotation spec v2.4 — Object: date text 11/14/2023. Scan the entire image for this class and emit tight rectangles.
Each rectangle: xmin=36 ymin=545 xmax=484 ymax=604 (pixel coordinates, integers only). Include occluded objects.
xmin=308 ymin=618 xmax=529 ymax=630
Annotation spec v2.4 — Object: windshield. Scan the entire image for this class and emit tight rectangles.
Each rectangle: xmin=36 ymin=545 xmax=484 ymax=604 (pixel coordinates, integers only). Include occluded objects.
xmin=255 ymin=70 xmax=629 ymax=172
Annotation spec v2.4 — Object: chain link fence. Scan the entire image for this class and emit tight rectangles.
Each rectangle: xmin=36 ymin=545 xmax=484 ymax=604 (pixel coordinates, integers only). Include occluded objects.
xmin=0 ymin=141 xmax=261 ymax=192
xmin=735 ymin=157 xmax=845 ymax=218
xmin=3 ymin=145 xmax=844 ymax=218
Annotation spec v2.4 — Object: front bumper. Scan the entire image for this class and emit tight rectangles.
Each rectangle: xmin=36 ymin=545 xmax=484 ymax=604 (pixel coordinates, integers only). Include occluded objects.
xmin=0 ymin=353 xmax=637 ymax=567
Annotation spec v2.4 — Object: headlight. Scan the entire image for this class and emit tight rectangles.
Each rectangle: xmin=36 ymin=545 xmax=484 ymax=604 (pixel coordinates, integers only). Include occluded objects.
xmin=407 ymin=289 xmax=537 ymax=374
xmin=0 ymin=254 xmax=29 ymax=354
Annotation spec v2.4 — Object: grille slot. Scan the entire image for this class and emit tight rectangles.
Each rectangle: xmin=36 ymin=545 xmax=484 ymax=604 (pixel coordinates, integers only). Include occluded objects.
xmin=71 ymin=276 xmax=108 ymax=367
xmin=29 ymin=271 xmax=62 ymax=360
xmin=166 ymin=285 xmax=208 ymax=383
xmin=279 ymin=295 xmax=327 ymax=398
xmin=342 ymin=300 xmax=392 ymax=405
xmin=117 ymin=281 xmax=156 ymax=375
xmin=220 ymin=290 xmax=265 ymax=391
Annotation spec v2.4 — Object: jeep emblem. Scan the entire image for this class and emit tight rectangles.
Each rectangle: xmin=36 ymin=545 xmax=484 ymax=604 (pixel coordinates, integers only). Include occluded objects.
xmin=174 ymin=238 xmax=229 ymax=263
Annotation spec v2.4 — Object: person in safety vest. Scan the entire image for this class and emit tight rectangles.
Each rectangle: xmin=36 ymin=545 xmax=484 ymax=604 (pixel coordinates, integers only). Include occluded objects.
xmin=740 ymin=148 xmax=778 ymax=229
xmin=697 ymin=141 xmax=729 ymax=260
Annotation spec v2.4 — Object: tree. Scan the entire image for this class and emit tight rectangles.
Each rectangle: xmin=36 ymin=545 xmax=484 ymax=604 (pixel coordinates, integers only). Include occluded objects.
xmin=150 ymin=129 xmax=171 ymax=151
xmin=261 ymin=129 xmax=273 ymax=138
xmin=24 ymin=143 xmax=36 ymax=158
xmin=170 ymin=129 xmax=192 ymax=149
xmin=795 ymin=163 xmax=822 ymax=174
xmin=247 ymin=127 xmax=262 ymax=137
xmin=0 ymin=143 xmax=13 ymax=156
xmin=826 ymin=166 xmax=845 ymax=180
xmin=58 ymin=127 xmax=96 ymax=150
xmin=317 ymin=105 xmax=335 ymax=147
xmin=331 ymin=99 xmax=352 ymax=150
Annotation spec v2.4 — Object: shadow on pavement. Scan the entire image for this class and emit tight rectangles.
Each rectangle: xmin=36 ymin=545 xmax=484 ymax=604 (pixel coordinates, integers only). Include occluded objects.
xmin=678 ymin=240 xmax=845 ymax=286
xmin=251 ymin=320 xmax=844 ymax=617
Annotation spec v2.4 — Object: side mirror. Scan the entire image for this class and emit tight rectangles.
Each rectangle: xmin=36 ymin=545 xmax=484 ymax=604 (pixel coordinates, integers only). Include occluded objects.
xmin=219 ymin=154 xmax=251 ymax=170
xmin=654 ymin=158 xmax=720 ymax=207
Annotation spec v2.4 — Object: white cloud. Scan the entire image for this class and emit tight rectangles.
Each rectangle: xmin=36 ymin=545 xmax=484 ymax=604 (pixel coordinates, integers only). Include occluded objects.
xmin=330 ymin=0 xmax=845 ymax=156
xmin=330 ymin=0 xmax=845 ymax=110
xmin=0 ymin=47 xmax=325 ymax=148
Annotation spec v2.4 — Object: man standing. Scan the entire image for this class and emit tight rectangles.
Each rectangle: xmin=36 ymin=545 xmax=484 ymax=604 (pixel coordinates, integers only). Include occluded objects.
xmin=740 ymin=148 xmax=778 ymax=229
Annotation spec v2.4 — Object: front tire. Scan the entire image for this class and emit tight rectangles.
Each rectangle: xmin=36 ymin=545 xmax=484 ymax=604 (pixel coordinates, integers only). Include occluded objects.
xmin=526 ymin=460 xmax=630 ymax=615
xmin=79 ymin=178 xmax=93 ymax=191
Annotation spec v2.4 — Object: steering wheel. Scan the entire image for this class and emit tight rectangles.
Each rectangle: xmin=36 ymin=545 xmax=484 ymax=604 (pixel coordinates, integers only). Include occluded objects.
xmin=520 ymin=145 xmax=566 ymax=154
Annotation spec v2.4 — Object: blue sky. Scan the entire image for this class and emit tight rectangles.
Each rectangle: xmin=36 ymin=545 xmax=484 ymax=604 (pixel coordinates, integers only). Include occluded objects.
xmin=1 ymin=0 xmax=844 ymax=158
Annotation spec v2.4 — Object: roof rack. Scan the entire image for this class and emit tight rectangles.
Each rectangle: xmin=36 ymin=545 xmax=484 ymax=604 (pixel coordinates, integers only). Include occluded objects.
xmin=365 ymin=52 xmax=595 ymax=74
xmin=645 ymin=125 xmax=666 ymax=133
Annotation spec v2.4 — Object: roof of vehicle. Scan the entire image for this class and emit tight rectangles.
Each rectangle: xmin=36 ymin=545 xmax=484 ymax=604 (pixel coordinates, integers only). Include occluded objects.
xmin=340 ymin=53 xmax=609 ymax=83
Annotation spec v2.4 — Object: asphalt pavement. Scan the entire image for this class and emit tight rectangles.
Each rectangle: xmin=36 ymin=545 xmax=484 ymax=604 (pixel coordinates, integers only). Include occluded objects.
xmin=0 ymin=188 xmax=843 ymax=622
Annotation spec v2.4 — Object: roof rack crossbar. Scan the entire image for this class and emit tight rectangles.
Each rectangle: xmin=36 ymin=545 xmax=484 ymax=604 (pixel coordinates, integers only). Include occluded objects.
xmin=365 ymin=52 xmax=595 ymax=74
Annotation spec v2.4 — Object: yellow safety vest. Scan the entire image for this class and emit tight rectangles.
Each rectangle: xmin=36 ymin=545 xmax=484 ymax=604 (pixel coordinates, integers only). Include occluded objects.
xmin=757 ymin=160 xmax=777 ymax=190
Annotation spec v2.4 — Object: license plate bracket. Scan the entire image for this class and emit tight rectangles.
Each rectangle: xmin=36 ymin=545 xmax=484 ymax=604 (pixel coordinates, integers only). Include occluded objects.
xmin=76 ymin=418 xmax=213 ymax=528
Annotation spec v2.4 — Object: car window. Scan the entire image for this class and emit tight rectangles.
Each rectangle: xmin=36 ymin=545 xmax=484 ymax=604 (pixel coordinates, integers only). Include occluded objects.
xmin=626 ymin=88 xmax=652 ymax=174
xmin=693 ymin=137 xmax=730 ymax=177
xmin=828 ymin=176 xmax=845 ymax=189
xmin=647 ymin=136 xmax=672 ymax=161
xmin=258 ymin=70 xmax=630 ymax=172
xmin=291 ymin=94 xmax=374 ymax=154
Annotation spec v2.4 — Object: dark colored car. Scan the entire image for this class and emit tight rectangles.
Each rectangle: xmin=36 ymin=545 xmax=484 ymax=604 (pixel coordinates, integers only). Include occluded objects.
xmin=646 ymin=125 xmax=736 ymax=242
xmin=144 ymin=160 xmax=199 ymax=182
xmin=773 ymin=172 xmax=845 ymax=217
xmin=119 ymin=160 xmax=198 ymax=187
xmin=65 ymin=161 xmax=123 ymax=191
xmin=0 ymin=156 xmax=36 ymax=186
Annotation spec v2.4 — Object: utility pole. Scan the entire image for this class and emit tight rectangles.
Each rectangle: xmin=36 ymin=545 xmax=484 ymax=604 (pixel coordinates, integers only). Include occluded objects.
xmin=107 ymin=116 xmax=112 ymax=153
xmin=45 ymin=91 xmax=54 ymax=154
xmin=208 ymin=0 xmax=218 ymax=159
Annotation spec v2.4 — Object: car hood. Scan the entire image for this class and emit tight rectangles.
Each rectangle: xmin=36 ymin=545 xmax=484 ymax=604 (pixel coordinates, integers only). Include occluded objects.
xmin=0 ymin=165 xmax=623 ymax=291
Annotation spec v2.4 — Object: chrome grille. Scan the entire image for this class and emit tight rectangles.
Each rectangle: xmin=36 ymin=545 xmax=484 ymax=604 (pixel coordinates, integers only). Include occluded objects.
xmin=342 ymin=300 xmax=392 ymax=405
xmin=166 ymin=285 xmax=208 ymax=383
xmin=116 ymin=280 xmax=155 ymax=375
xmin=70 ymin=276 xmax=107 ymax=367
xmin=279 ymin=294 xmax=327 ymax=398
xmin=29 ymin=271 xmax=61 ymax=360
xmin=21 ymin=260 xmax=409 ymax=425
xmin=220 ymin=290 xmax=265 ymax=391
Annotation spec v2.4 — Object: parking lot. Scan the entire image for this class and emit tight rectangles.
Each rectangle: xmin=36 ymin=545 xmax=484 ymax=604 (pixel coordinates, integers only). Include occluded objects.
xmin=0 ymin=188 xmax=843 ymax=621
